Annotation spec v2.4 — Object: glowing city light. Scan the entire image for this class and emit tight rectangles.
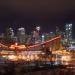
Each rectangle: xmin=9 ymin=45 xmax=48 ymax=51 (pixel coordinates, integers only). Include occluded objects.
xmin=61 ymin=56 xmax=71 ymax=61
xmin=8 ymin=55 xmax=18 ymax=61
xmin=15 ymin=42 xmax=18 ymax=46
xmin=36 ymin=26 xmax=40 ymax=31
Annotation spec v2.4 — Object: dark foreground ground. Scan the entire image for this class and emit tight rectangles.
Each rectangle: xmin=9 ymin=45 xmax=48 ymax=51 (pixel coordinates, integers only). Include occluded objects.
xmin=0 ymin=63 xmax=75 ymax=75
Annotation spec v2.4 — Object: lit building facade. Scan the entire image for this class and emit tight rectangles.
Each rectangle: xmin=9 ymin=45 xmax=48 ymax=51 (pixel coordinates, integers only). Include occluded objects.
xmin=17 ymin=27 xmax=26 ymax=44
xmin=32 ymin=31 xmax=40 ymax=44
xmin=6 ymin=28 xmax=14 ymax=39
xmin=65 ymin=24 xmax=72 ymax=45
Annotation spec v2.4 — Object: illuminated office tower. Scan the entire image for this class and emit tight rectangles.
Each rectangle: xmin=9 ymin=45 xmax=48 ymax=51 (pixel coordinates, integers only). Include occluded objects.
xmin=6 ymin=27 xmax=14 ymax=39
xmin=32 ymin=31 xmax=40 ymax=44
xmin=17 ymin=27 xmax=26 ymax=44
xmin=65 ymin=24 xmax=72 ymax=44
xmin=56 ymin=26 xmax=59 ymax=34
xmin=36 ymin=26 xmax=40 ymax=33
xmin=26 ymin=35 xmax=32 ymax=45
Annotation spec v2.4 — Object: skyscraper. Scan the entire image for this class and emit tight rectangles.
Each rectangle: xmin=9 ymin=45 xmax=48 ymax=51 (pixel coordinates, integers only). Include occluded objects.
xmin=17 ymin=27 xmax=26 ymax=44
xmin=6 ymin=27 xmax=14 ymax=39
xmin=32 ymin=31 xmax=39 ymax=44
xmin=65 ymin=24 xmax=72 ymax=45
xmin=56 ymin=26 xmax=59 ymax=34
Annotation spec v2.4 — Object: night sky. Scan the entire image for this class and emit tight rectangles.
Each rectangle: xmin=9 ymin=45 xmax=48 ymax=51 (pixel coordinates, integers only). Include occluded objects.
xmin=0 ymin=0 xmax=75 ymax=37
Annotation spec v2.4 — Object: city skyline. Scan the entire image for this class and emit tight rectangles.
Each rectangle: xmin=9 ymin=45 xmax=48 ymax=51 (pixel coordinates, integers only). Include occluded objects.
xmin=0 ymin=1 xmax=75 ymax=75
xmin=0 ymin=23 xmax=74 ymax=38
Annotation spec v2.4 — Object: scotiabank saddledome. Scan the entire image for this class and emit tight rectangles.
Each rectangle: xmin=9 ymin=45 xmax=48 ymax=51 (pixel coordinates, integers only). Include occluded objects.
xmin=0 ymin=35 xmax=61 ymax=61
